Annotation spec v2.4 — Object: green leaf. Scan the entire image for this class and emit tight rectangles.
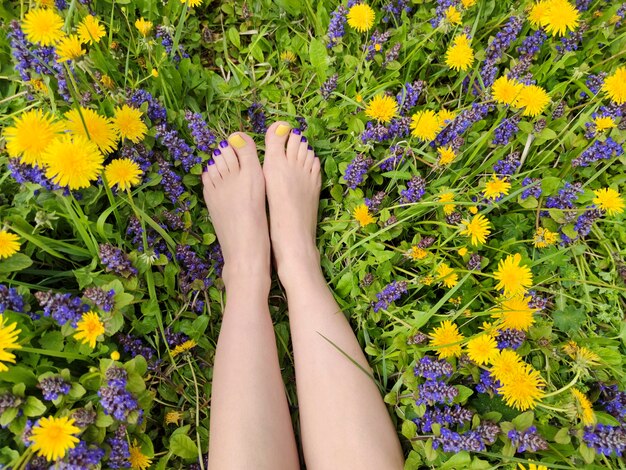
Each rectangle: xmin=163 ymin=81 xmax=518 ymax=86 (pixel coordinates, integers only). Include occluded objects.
xmin=0 ymin=254 xmax=33 ymax=273
xmin=169 ymin=433 xmax=198 ymax=459
xmin=401 ymin=419 xmax=417 ymax=439
xmin=308 ymin=38 xmax=328 ymax=82
xmin=0 ymin=408 xmax=19 ymax=427
xmin=440 ymin=451 xmax=471 ymax=469
xmin=554 ymin=427 xmax=571 ymax=444
xmin=512 ymin=411 xmax=534 ymax=430
xmin=579 ymin=442 xmax=596 ymax=464
xmin=39 ymin=331 xmax=64 ymax=352
xmin=552 ymin=307 xmax=586 ymax=333
xmin=23 ymin=396 xmax=47 ymax=417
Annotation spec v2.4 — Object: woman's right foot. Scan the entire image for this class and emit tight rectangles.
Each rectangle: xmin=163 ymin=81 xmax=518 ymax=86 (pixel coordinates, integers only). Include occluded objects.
xmin=263 ymin=121 xmax=322 ymax=283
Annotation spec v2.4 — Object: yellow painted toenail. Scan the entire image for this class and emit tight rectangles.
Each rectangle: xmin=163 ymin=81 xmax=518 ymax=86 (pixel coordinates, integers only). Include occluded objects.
xmin=228 ymin=134 xmax=246 ymax=149
xmin=275 ymin=124 xmax=291 ymax=136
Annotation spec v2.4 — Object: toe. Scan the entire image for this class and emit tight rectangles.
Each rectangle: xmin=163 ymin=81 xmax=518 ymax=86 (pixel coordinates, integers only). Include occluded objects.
xmin=304 ymin=148 xmax=316 ymax=172
xmin=213 ymin=148 xmax=230 ymax=177
xmin=311 ymin=155 xmax=321 ymax=176
xmin=228 ymin=132 xmax=259 ymax=171
xmin=265 ymin=121 xmax=291 ymax=163
xmin=202 ymin=168 xmax=214 ymax=189
xmin=218 ymin=140 xmax=239 ymax=173
xmin=207 ymin=163 xmax=222 ymax=187
xmin=297 ymin=141 xmax=308 ymax=165
xmin=286 ymin=128 xmax=302 ymax=162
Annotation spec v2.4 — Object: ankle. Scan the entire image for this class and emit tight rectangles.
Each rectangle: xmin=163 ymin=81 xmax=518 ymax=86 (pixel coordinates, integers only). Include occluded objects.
xmin=222 ymin=261 xmax=271 ymax=295
xmin=276 ymin=245 xmax=323 ymax=288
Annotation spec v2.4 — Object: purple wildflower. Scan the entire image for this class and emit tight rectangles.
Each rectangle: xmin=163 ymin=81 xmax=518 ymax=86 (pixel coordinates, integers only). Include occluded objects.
xmin=508 ymin=426 xmax=549 ymax=453
xmin=327 ymin=5 xmax=347 ymax=48
xmin=365 ymin=191 xmax=386 ymax=213
xmin=372 ymin=281 xmax=408 ymax=312
xmin=496 ymin=329 xmax=526 ymax=350
xmin=521 ymin=178 xmax=542 ymax=200
xmin=38 ymin=376 xmax=71 ymax=401
xmin=396 ymin=81 xmax=425 ymax=116
xmin=383 ymin=0 xmax=412 ymax=22
xmin=106 ymin=426 xmax=131 ymax=468
xmin=117 ymin=333 xmax=155 ymax=360
xmin=185 ymin=111 xmax=217 ymax=152
xmin=433 ymin=428 xmax=486 ymax=452
xmin=365 ymin=30 xmax=391 ymax=60
xmin=415 ymin=405 xmax=474 ymax=433
xmin=321 ymin=74 xmax=339 ymax=99
xmin=0 ymin=285 xmax=25 ymax=313
xmin=344 ymin=154 xmax=373 ymax=189
xmin=401 ymin=175 xmax=426 ymax=203
xmin=155 ymin=123 xmax=199 ymax=171
xmin=492 ymin=115 xmax=521 ymax=147
xmin=476 ymin=370 xmax=501 ymax=395
xmin=248 ymin=102 xmax=267 ymax=133
xmin=83 ymin=287 xmax=115 ymax=312
xmin=57 ymin=441 xmax=105 ymax=469
xmin=414 ymin=356 xmax=454 ymax=380
xmin=98 ymin=244 xmax=137 ymax=277
xmin=157 ymin=158 xmax=185 ymax=204
xmin=34 ymin=291 xmax=89 ymax=327
xmin=416 ymin=380 xmax=458 ymax=405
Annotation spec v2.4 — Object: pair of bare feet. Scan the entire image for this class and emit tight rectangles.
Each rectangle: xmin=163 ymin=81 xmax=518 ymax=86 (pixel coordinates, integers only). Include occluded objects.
xmin=201 ymin=121 xmax=321 ymax=292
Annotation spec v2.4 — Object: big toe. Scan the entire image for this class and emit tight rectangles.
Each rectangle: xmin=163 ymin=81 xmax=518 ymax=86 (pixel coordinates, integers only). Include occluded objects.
xmin=265 ymin=121 xmax=292 ymax=163
xmin=228 ymin=132 xmax=259 ymax=171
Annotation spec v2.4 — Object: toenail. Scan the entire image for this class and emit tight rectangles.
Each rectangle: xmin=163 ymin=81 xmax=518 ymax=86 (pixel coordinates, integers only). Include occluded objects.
xmin=307 ymin=144 xmax=313 ymax=150
xmin=219 ymin=140 xmax=228 ymax=148
xmin=228 ymin=134 xmax=246 ymax=149
xmin=213 ymin=149 xmax=221 ymax=156
xmin=301 ymin=136 xmax=307 ymax=143
xmin=275 ymin=124 xmax=291 ymax=136
xmin=292 ymin=128 xmax=301 ymax=135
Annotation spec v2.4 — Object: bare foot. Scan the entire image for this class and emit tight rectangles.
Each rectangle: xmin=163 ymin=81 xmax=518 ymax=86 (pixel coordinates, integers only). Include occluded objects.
xmin=263 ymin=121 xmax=322 ymax=283
xmin=202 ymin=132 xmax=270 ymax=292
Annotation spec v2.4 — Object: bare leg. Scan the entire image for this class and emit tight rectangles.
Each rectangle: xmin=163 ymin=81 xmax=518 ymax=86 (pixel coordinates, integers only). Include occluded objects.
xmin=202 ymin=132 xmax=299 ymax=470
xmin=263 ymin=122 xmax=404 ymax=470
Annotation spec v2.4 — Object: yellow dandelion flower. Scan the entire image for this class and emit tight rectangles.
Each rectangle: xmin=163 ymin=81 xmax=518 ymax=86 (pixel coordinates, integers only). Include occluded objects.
xmin=483 ymin=174 xmax=511 ymax=200
xmin=56 ymin=35 xmax=84 ymax=62
xmin=104 ymin=159 xmax=143 ymax=192
xmin=180 ymin=0 xmax=202 ymax=7
xmin=458 ymin=247 xmax=468 ymax=256
xmin=280 ymin=50 xmax=296 ymax=63
xmin=461 ymin=0 xmax=476 ymax=7
xmin=411 ymin=109 xmax=441 ymax=141
xmin=563 ymin=342 xmax=601 ymax=365
xmin=151 ymin=69 xmax=158 ymax=78
xmin=519 ymin=464 xmax=548 ymax=470
xmin=492 ymin=76 xmax=524 ymax=105
xmin=492 ymin=294 xmax=537 ymax=331
xmin=437 ymin=146 xmax=456 ymax=165
xmin=165 ymin=411 xmax=183 ymax=425
xmin=445 ymin=6 xmax=462 ymax=25
xmin=529 ymin=1 xmax=550 ymax=26
xmin=41 ymin=135 xmax=104 ymax=190
xmin=65 ymin=107 xmax=118 ymax=154
xmin=430 ymin=320 xmax=464 ymax=358
xmin=112 ymin=105 xmax=148 ymax=143
xmin=516 ymin=85 xmax=550 ymax=117
xmin=571 ymin=389 xmax=595 ymax=426
xmin=493 ymin=253 xmax=533 ymax=297
xmin=77 ymin=15 xmax=106 ymax=44
xmin=353 ymin=204 xmax=376 ymax=227
xmin=421 ymin=275 xmax=434 ymax=285
xmin=23 ymin=9 xmax=65 ymax=46
xmin=4 ymin=109 xmax=64 ymax=166
xmin=439 ymin=192 xmax=456 ymax=215
xmin=593 ymin=115 xmax=616 ymax=131
xmin=445 ymin=35 xmax=474 ymax=72
xmin=129 ymin=442 xmax=152 ymax=470
xmin=29 ymin=416 xmax=80 ymax=461
xmin=355 ymin=94 xmax=363 ymax=103
xmin=484 ymin=174 xmax=511 ymax=200
xmin=498 ymin=362 xmax=545 ymax=410
xmin=171 ymin=339 xmax=197 ymax=357
xmin=347 ymin=3 xmax=375 ymax=32
xmin=111 ymin=351 xmax=120 ymax=360
xmin=533 ymin=227 xmax=558 ymax=248
xmin=437 ymin=108 xmax=456 ymax=127
xmin=469 ymin=206 xmax=478 ymax=214
xmin=35 ymin=0 xmax=55 ymax=7
xmin=365 ymin=95 xmax=398 ymax=123
xmin=135 ymin=18 xmax=153 ymax=37
xmin=30 ymin=78 xmax=47 ymax=92
xmin=450 ymin=296 xmax=462 ymax=306
xmin=100 ymin=74 xmax=115 ymax=90
xmin=74 ymin=312 xmax=105 ymax=348
xmin=540 ymin=0 xmax=580 ymax=37
xmin=0 ymin=314 xmax=21 ymax=372
xmin=460 ymin=214 xmax=491 ymax=246
xmin=409 ymin=246 xmax=427 ymax=260
xmin=593 ymin=188 xmax=624 ymax=216
xmin=466 ymin=334 xmax=499 ymax=365
xmin=490 ymin=349 xmax=524 ymax=382
xmin=437 ymin=263 xmax=458 ymax=288
xmin=0 ymin=231 xmax=21 ymax=260
xmin=603 ymin=67 xmax=626 ymax=105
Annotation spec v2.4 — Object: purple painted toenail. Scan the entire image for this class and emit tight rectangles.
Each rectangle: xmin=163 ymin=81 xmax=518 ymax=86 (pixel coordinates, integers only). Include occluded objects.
xmin=213 ymin=148 xmax=221 ymax=156
xmin=219 ymin=140 xmax=228 ymax=148
xmin=307 ymin=145 xmax=313 ymax=151
xmin=292 ymin=128 xmax=301 ymax=135
xmin=301 ymin=136 xmax=307 ymax=143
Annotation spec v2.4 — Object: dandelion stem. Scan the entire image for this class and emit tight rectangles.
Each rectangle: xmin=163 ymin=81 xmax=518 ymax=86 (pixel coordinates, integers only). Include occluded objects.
xmin=542 ymin=370 xmax=581 ymax=399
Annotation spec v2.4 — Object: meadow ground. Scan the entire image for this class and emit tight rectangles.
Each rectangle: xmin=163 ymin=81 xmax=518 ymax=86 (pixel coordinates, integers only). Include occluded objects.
xmin=1 ymin=0 xmax=626 ymax=468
